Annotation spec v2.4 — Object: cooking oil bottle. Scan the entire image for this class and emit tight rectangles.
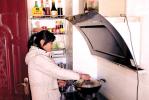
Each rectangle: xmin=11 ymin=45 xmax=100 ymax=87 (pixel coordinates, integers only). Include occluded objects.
xmin=32 ymin=1 xmax=43 ymax=17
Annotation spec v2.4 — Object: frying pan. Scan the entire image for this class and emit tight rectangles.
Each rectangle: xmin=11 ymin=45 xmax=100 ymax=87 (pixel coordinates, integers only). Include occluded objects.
xmin=74 ymin=78 xmax=106 ymax=94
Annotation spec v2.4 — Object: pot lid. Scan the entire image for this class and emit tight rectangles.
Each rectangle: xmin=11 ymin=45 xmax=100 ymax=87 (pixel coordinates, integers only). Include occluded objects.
xmin=66 ymin=11 xmax=140 ymax=70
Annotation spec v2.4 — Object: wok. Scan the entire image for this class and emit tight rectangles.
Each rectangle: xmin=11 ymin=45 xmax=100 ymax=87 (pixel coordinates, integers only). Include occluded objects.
xmin=74 ymin=78 xmax=106 ymax=94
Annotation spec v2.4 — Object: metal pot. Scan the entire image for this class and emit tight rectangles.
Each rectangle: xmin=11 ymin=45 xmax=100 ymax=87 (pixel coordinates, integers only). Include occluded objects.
xmin=74 ymin=78 xmax=106 ymax=94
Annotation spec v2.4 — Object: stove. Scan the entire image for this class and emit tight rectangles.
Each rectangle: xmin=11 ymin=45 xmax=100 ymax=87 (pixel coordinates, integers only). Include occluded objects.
xmin=59 ymin=80 xmax=107 ymax=100
xmin=60 ymin=91 xmax=108 ymax=100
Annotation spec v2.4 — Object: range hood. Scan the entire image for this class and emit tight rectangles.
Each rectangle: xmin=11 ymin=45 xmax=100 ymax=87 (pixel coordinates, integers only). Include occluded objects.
xmin=66 ymin=11 xmax=140 ymax=70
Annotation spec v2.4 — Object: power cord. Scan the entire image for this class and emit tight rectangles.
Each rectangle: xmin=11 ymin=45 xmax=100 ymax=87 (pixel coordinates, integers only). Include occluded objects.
xmin=123 ymin=15 xmax=140 ymax=100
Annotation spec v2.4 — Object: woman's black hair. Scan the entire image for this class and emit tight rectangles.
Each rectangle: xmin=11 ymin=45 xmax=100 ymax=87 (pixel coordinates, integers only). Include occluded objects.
xmin=28 ymin=30 xmax=55 ymax=50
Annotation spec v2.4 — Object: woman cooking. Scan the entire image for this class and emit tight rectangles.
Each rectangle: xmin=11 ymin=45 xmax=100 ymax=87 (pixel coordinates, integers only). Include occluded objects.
xmin=25 ymin=30 xmax=90 ymax=100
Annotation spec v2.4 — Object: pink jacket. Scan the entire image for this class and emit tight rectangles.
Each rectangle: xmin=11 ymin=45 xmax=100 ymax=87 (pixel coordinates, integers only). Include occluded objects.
xmin=25 ymin=46 xmax=80 ymax=100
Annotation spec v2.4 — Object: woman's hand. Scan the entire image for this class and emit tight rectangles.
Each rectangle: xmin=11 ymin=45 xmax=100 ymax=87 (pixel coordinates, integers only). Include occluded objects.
xmin=58 ymin=80 xmax=66 ymax=88
xmin=80 ymin=73 xmax=91 ymax=80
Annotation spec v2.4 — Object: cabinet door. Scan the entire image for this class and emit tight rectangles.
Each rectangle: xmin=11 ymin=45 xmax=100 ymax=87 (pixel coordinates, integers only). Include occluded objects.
xmin=0 ymin=0 xmax=29 ymax=100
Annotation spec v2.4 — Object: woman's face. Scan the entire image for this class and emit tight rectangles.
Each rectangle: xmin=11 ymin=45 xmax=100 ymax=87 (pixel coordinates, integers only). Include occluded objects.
xmin=40 ymin=40 xmax=53 ymax=52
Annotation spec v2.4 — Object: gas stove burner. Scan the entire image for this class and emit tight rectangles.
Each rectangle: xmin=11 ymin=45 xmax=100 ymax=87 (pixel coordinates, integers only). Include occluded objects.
xmin=60 ymin=91 xmax=107 ymax=100
xmin=78 ymin=92 xmax=99 ymax=100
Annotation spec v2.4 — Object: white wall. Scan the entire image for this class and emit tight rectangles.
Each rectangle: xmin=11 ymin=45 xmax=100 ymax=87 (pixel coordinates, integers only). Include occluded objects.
xmin=72 ymin=26 xmax=98 ymax=79
xmin=99 ymin=0 xmax=126 ymax=17
xmin=96 ymin=56 xmax=138 ymax=100
xmin=72 ymin=16 xmax=149 ymax=99
xmin=98 ymin=0 xmax=149 ymax=100
xmin=72 ymin=0 xmax=84 ymax=15
xmin=139 ymin=15 xmax=149 ymax=100
xmin=72 ymin=0 xmax=149 ymax=100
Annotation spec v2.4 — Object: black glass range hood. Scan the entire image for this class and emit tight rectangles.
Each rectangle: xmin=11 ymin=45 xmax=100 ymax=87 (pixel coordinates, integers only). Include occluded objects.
xmin=66 ymin=11 xmax=141 ymax=70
